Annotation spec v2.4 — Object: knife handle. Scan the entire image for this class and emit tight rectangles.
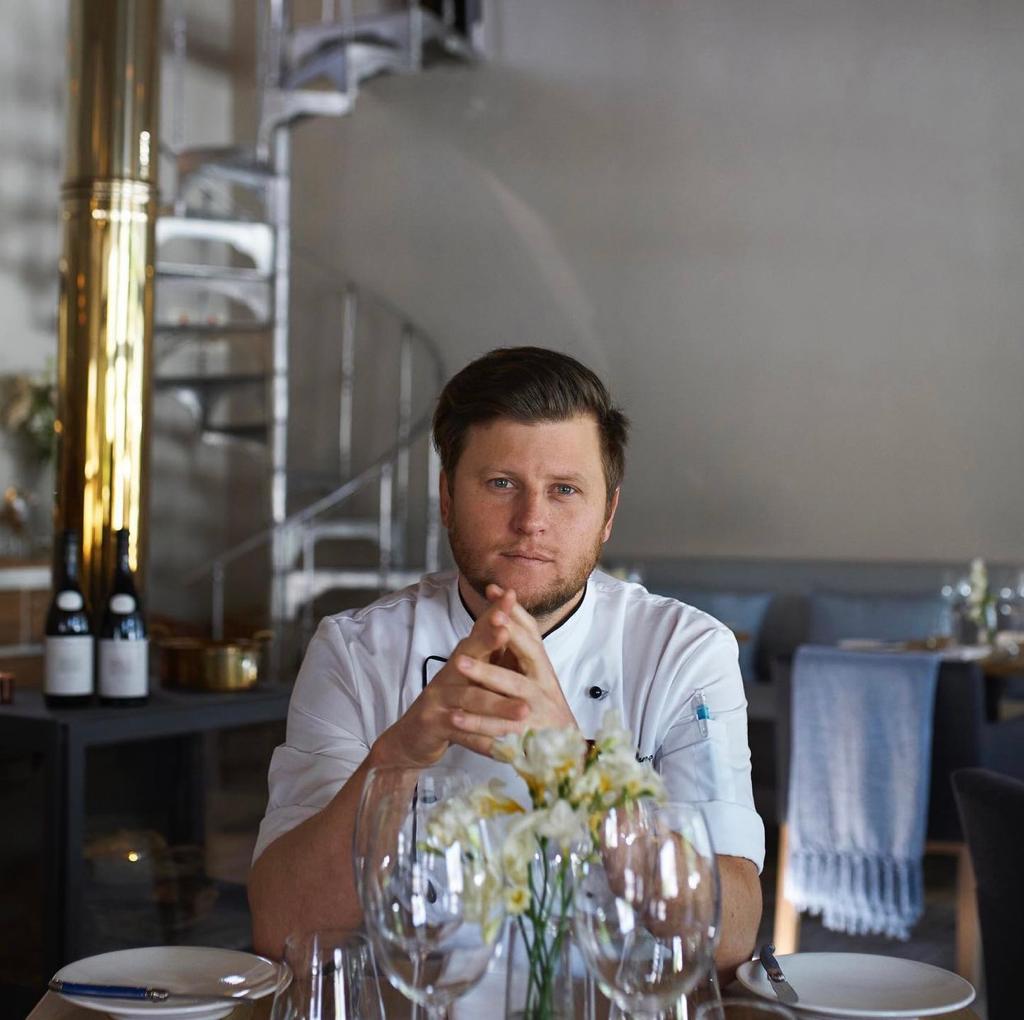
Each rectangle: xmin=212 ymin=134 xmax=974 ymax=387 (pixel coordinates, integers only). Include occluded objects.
xmin=758 ymin=942 xmax=786 ymax=982
xmin=48 ymin=980 xmax=169 ymax=1001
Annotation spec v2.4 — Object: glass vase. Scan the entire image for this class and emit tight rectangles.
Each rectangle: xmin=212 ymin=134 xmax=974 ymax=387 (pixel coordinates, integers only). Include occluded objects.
xmin=505 ymin=846 xmax=575 ymax=1020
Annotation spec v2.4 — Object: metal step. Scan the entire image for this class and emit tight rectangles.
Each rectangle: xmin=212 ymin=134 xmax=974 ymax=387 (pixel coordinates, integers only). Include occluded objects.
xmin=155 ymin=372 xmax=266 ymax=396
xmin=200 ymin=422 xmax=269 ymax=446
xmin=156 ymin=217 xmax=275 ymax=276
xmin=153 ymin=319 xmax=272 ymax=338
xmin=286 ymin=8 xmax=458 ymax=72
xmin=259 ymin=88 xmax=353 ymax=146
xmin=306 ymin=518 xmax=381 ymax=544
xmin=284 ymin=567 xmax=423 ymax=614
xmin=286 ymin=34 xmax=409 ymax=92
xmin=156 ymin=266 xmax=273 ymax=322
xmin=157 ymin=263 xmax=272 ymax=284
xmin=175 ymin=144 xmax=276 ymax=192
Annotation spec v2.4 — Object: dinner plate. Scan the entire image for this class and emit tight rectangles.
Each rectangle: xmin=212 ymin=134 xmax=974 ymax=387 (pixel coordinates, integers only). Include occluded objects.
xmin=53 ymin=946 xmax=283 ymax=1020
xmin=939 ymin=645 xmax=992 ymax=662
xmin=836 ymin=640 xmax=906 ymax=652
xmin=736 ymin=952 xmax=975 ymax=1018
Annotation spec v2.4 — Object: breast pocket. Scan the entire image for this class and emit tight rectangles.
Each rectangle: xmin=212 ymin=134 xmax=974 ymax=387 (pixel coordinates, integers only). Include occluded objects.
xmin=659 ymin=714 xmax=737 ymax=803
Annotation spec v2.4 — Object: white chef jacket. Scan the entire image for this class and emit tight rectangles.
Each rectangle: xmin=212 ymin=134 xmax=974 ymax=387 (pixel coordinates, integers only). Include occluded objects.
xmin=254 ymin=569 xmax=765 ymax=871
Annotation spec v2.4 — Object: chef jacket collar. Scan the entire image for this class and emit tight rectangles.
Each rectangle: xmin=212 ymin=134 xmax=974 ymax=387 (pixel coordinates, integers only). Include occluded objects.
xmin=448 ymin=573 xmax=593 ymax=652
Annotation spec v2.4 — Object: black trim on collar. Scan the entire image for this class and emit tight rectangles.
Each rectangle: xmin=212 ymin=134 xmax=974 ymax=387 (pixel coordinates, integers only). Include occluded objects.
xmin=455 ymin=579 xmax=589 ymax=640
xmin=540 ymin=581 xmax=587 ymax=639
xmin=456 ymin=584 xmax=476 ymax=625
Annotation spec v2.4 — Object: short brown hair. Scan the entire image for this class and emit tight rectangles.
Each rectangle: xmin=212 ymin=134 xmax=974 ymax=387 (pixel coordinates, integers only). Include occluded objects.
xmin=432 ymin=346 xmax=629 ymax=501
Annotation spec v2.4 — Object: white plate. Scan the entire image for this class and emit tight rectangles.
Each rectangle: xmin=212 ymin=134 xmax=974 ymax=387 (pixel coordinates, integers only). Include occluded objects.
xmin=940 ymin=645 xmax=992 ymax=662
xmin=736 ymin=953 xmax=975 ymax=1019
xmin=54 ymin=946 xmax=282 ymax=1020
xmin=836 ymin=640 xmax=906 ymax=652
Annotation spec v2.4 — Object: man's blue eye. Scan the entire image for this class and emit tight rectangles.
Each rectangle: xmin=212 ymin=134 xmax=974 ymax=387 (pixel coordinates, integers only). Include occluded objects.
xmin=490 ymin=478 xmax=512 ymax=489
xmin=555 ymin=485 xmax=576 ymax=496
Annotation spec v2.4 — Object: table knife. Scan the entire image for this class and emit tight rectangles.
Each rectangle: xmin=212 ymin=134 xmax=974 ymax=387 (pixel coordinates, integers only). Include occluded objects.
xmin=48 ymin=979 xmax=251 ymax=1005
xmin=757 ymin=943 xmax=800 ymax=1005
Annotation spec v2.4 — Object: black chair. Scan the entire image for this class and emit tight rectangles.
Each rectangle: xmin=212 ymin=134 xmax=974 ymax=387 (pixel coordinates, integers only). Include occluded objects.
xmin=952 ymin=768 xmax=1024 ymax=1020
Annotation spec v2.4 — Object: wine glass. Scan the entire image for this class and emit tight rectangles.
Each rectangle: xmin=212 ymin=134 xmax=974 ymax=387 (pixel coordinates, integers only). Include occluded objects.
xmin=270 ymin=929 xmax=384 ymax=1020
xmin=357 ymin=767 xmax=505 ymax=1020
xmin=573 ymin=801 xmax=721 ymax=1019
xmin=353 ymin=766 xmax=473 ymax=895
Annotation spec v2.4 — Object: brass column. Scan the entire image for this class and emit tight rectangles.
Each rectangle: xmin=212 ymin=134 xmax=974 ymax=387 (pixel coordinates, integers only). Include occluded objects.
xmin=57 ymin=0 xmax=161 ymax=610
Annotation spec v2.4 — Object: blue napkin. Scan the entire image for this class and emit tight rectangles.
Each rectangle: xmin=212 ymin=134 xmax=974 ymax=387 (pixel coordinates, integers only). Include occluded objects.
xmin=785 ymin=645 xmax=941 ymax=939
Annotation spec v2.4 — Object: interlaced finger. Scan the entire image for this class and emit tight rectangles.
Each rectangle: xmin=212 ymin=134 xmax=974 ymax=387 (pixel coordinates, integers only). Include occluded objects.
xmin=448 ymin=707 xmax=526 ymax=740
xmin=454 ymin=655 xmax=527 ymax=701
xmin=443 ymin=682 xmax=527 ymax=722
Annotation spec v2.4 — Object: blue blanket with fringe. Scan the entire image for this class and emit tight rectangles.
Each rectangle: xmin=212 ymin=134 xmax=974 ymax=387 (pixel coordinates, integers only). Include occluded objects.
xmin=785 ymin=645 xmax=941 ymax=939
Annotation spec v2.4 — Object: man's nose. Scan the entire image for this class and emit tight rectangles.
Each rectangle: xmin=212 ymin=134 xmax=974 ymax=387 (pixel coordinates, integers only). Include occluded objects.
xmin=513 ymin=491 xmax=547 ymax=534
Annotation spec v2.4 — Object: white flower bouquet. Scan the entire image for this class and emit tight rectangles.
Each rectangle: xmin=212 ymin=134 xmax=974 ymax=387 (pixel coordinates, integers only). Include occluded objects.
xmin=422 ymin=711 xmax=665 ymax=1020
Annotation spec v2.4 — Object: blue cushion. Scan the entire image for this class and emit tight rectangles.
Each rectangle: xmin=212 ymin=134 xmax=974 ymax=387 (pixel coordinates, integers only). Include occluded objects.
xmin=652 ymin=586 xmax=772 ymax=682
xmin=808 ymin=591 xmax=948 ymax=645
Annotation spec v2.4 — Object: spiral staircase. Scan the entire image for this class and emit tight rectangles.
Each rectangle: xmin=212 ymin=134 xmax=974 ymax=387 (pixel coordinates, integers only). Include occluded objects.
xmin=155 ymin=0 xmax=483 ymax=658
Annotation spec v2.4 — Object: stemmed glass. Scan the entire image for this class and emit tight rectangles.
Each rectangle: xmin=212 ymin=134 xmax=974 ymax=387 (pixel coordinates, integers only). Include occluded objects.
xmin=353 ymin=766 xmax=472 ymax=895
xmin=573 ymin=801 xmax=721 ymax=1019
xmin=270 ymin=929 xmax=384 ymax=1020
xmin=355 ymin=766 xmax=505 ymax=1020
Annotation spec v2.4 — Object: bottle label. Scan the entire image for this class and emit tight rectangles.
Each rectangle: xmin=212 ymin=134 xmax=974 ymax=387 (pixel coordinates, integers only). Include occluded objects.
xmin=109 ymin=594 xmax=136 ymax=614
xmin=99 ymin=639 xmax=149 ymax=699
xmin=44 ymin=635 xmax=94 ymax=696
xmin=56 ymin=591 xmax=84 ymax=612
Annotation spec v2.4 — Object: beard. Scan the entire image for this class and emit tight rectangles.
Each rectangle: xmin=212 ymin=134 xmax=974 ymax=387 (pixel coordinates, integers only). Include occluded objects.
xmin=447 ymin=513 xmax=605 ymax=620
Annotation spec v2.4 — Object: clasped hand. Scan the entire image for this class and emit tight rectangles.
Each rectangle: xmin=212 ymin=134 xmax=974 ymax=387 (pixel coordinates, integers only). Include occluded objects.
xmin=377 ymin=584 xmax=578 ymax=768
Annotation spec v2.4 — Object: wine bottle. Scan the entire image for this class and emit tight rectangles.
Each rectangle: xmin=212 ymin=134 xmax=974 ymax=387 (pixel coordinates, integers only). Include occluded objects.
xmin=98 ymin=528 xmax=149 ymax=706
xmin=44 ymin=529 xmax=94 ymax=708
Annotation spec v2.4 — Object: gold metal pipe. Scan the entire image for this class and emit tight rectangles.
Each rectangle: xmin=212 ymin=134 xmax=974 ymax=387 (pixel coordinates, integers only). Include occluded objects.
xmin=57 ymin=0 xmax=160 ymax=612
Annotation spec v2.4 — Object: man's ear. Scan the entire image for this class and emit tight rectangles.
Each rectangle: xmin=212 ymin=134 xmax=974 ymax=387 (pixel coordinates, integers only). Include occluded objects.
xmin=439 ymin=469 xmax=452 ymax=527
xmin=601 ymin=487 xmax=621 ymax=543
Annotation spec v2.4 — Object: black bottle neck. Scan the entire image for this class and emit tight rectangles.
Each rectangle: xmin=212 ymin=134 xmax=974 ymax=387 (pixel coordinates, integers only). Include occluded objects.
xmin=58 ymin=533 xmax=82 ymax=589
xmin=114 ymin=530 xmax=132 ymax=573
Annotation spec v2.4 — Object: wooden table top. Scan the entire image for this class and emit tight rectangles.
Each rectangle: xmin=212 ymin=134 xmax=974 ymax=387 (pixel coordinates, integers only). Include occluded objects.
xmin=27 ymin=989 xmax=982 ymax=1020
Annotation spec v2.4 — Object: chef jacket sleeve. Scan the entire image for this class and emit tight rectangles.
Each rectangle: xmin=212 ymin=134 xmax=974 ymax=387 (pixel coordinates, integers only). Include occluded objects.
xmin=253 ymin=617 xmax=369 ymax=861
xmin=656 ymin=625 xmax=766 ymax=872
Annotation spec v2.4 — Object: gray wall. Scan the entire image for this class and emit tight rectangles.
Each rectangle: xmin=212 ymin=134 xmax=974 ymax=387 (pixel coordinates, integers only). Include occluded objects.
xmin=3 ymin=0 xmax=1023 ymax=622
xmin=287 ymin=0 xmax=1024 ymax=566
xmin=0 ymin=0 xmax=64 ymax=549
xmin=0 ymin=0 xmax=237 ymax=620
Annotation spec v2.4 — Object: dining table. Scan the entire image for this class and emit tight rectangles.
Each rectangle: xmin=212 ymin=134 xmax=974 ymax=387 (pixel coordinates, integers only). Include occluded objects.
xmin=25 ymin=985 xmax=983 ymax=1020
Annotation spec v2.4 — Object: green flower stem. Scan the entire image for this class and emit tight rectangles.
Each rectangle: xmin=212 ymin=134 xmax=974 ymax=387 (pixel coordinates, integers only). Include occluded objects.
xmin=516 ymin=844 xmax=573 ymax=1020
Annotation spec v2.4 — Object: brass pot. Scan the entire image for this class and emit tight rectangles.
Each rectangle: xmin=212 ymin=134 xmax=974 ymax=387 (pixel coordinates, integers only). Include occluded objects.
xmin=160 ymin=637 xmax=262 ymax=692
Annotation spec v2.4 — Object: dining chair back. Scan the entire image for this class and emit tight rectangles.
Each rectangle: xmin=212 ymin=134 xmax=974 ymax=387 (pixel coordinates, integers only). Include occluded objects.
xmin=952 ymin=767 xmax=1024 ymax=1020
xmin=806 ymin=590 xmax=949 ymax=646
xmin=651 ymin=586 xmax=774 ymax=684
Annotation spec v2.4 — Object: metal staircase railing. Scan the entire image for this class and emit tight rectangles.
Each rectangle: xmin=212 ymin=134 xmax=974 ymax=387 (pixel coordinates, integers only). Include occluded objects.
xmin=155 ymin=0 xmax=479 ymax=647
xmin=183 ymin=376 xmax=444 ymax=642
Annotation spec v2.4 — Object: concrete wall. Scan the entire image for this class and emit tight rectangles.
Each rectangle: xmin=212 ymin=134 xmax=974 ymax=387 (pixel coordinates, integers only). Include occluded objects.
xmin=0 ymin=0 xmax=65 ymax=553
xmin=286 ymin=0 xmax=1024 ymax=567
xmin=0 ymin=0 xmax=237 ymax=620
xmin=4 ymin=0 xmax=1023 ymax=626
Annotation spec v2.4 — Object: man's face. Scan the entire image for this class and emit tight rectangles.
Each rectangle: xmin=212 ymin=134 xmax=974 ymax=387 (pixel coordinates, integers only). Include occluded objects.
xmin=441 ymin=414 xmax=619 ymax=621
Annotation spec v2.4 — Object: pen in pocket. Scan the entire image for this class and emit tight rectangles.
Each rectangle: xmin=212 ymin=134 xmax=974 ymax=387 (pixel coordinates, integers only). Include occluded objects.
xmin=694 ymin=688 xmax=711 ymax=737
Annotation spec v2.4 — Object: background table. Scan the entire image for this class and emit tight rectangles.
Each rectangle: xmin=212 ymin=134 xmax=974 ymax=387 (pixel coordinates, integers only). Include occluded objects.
xmin=0 ymin=687 xmax=291 ymax=1017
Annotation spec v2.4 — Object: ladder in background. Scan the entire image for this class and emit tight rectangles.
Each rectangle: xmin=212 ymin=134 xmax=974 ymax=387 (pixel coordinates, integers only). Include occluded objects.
xmin=156 ymin=0 xmax=482 ymax=655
